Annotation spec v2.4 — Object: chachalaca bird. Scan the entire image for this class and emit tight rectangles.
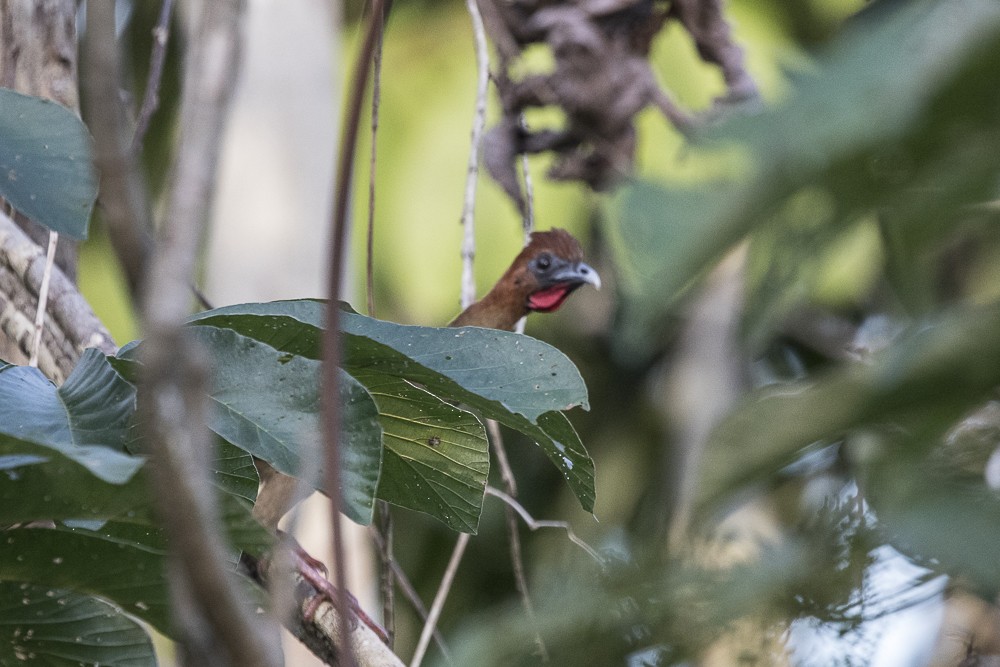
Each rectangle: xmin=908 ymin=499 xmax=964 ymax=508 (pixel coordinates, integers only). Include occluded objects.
xmin=254 ymin=227 xmax=600 ymax=526
xmin=251 ymin=227 xmax=599 ymax=636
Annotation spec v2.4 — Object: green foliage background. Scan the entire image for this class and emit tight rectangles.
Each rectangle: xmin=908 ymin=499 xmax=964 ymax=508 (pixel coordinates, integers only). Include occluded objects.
xmin=41 ymin=0 xmax=1000 ymax=664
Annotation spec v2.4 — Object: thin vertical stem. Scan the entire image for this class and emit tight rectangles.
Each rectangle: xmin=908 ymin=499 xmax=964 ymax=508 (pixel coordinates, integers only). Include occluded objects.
xmin=28 ymin=230 xmax=57 ymax=367
xmin=460 ymin=0 xmax=490 ymax=309
xmin=409 ymin=533 xmax=471 ymax=667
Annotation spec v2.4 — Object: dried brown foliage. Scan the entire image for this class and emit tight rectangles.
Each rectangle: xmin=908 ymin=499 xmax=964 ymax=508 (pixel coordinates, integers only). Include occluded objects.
xmin=479 ymin=0 xmax=758 ymax=213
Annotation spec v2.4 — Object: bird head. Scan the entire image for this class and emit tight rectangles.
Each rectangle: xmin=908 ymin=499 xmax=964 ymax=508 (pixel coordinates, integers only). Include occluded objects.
xmin=450 ymin=228 xmax=600 ymax=330
xmin=511 ymin=229 xmax=601 ymax=313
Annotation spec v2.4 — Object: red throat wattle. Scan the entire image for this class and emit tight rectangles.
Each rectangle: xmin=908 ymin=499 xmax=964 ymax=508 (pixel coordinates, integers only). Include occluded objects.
xmin=528 ymin=284 xmax=573 ymax=312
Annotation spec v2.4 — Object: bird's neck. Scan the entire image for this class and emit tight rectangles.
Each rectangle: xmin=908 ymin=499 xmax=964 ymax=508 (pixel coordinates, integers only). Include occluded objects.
xmin=449 ymin=281 xmax=529 ymax=331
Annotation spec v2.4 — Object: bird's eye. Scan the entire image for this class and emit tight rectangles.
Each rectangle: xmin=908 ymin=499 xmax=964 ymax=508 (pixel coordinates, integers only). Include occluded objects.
xmin=535 ymin=253 xmax=552 ymax=271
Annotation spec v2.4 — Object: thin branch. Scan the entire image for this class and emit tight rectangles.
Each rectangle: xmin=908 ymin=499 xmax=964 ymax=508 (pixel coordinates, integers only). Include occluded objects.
xmin=28 ymin=231 xmax=58 ymax=367
xmin=370 ymin=525 xmax=452 ymax=662
xmin=137 ymin=0 xmax=281 ymax=664
xmin=514 ymin=115 xmax=533 ymax=335
xmin=410 ymin=533 xmax=471 ymax=667
xmin=485 ymin=486 xmax=603 ymax=563
xmin=323 ymin=1 xmax=394 ymax=665
xmin=486 ymin=419 xmax=548 ymax=660
xmin=460 ymin=0 xmax=490 ymax=309
xmin=131 ymin=0 xmax=176 ymax=151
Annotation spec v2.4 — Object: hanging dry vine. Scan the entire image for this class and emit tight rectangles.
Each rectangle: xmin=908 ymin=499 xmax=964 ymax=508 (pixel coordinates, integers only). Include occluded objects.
xmin=478 ymin=0 xmax=758 ymax=214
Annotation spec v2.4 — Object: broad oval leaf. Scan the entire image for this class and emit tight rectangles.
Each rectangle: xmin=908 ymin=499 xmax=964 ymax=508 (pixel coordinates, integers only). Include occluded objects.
xmin=0 ymin=583 xmax=154 ymax=666
xmin=0 ymin=88 xmax=97 ymax=239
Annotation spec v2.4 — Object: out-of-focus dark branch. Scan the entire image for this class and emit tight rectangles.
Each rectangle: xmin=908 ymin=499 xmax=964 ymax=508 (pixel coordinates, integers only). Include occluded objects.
xmin=323 ymin=1 xmax=393 ymax=666
xmin=365 ymin=5 xmax=397 ymax=647
xmin=365 ymin=4 xmax=384 ymax=320
xmin=81 ymin=0 xmax=154 ymax=306
xmin=137 ymin=1 xmax=282 ymax=665
xmin=132 ymin=0 xmax=176 ymax=151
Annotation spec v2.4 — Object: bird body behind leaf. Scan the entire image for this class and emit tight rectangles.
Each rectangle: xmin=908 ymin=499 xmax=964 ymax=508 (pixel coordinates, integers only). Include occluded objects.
xmin=450 ymin=228 xmax=600 ymax=330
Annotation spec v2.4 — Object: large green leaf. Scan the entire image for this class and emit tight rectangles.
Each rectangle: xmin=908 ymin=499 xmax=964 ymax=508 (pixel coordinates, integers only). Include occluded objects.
xmin=187 ymin=326 xmax=382 ymax=525
xmin=0 ymin=88 xmax=97 ymax=239
xmin=353 ymin=369 xmax=489 ymax=533
xmin=608 ymin=0 xmax=1000 ymax=347
xmin=0 ymin=582 xmax=154 ymax=666
xmin=0 ymin=350 xmax=142 ymax=485
xmin=188 ymin=300 xmax=597 ymax=513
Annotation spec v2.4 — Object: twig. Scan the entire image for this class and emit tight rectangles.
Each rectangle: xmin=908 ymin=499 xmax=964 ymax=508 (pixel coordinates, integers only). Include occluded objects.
xmin=137 ymin=0 xmax=281 ymax=664
xmin=459 ymin=0 xmax=490 ymax=309
xmin=486 ymin=419 xmax=548 ymax=660
xmin=370 ymin=525 xmax=452 ymax=662
xmin=514 ymin=115 xmax=533 ymax=335
xmin=131 ymin=0 xmax=176 ymax=151
xmin=323 ymin=1 xmax=394 ymax=665
xmin=28 ymin=231 xmax=58 ymax=367
xmin=409 ymin=533 xmax=470 ymax=667
xmin=485 ymin=487 xmax=603 ymax=563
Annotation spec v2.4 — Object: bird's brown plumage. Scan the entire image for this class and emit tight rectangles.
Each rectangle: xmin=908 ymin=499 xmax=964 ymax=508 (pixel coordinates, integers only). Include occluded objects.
xmin=449 ymin=228 xmax=600 ymax=331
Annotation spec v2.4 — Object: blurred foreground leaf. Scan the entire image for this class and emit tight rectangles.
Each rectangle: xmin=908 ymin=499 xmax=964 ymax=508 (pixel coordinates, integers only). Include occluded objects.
xmin=700 ymin=306 xmax=1000 ymax=506
xmin=0 ymin=88 xmax=97 ymax=239
xmin=609 ymin=0 xmax=1000 ymax=351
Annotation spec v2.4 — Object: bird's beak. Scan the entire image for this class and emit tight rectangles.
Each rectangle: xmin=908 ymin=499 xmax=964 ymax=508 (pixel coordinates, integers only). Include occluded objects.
xmin=552 ymin=261 xmax=601 ymax=290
